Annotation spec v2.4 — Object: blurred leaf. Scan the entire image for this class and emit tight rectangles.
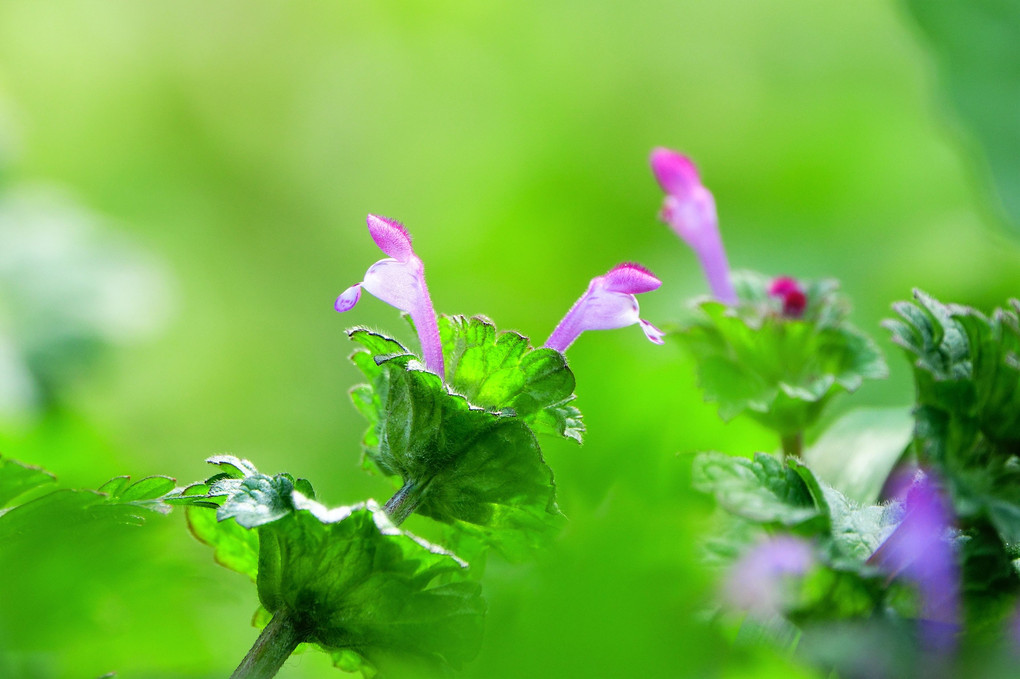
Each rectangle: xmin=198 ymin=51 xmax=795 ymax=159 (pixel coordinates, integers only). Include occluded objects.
xmin=692 ymin=452 xmax=822 ymax=529
xmin=348 ymin=328 xmax=562 ymax=556
xmin=904 ymin=0 xmax=1020 ymax=234
xmin=183 ymin=457 xmax=485 ymax=675
xmin=805 ymin=407 xmax=914 ymax=504
xmin=678 ymin=272 xmax=887 ymax=437
xmin=0 ymin=456 xmax=56 ymax=508
xmin=439 ymin=314 xmax=584 ymax=442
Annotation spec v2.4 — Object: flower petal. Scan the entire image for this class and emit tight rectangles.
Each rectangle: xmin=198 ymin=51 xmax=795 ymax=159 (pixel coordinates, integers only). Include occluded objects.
xmin=602 ymin=262 xmax=662 ymax=294
xmin=335 ymin=283 xmax=363 ymax=312
xmin=362 ymin=258 xmax=426 ymax=315
xmin=650 ymin=147 xmax=702 ymax=199
xmin=639 ymin=319 xmax=665 ymax=344
xmin=366 ymin=214 xmax=414 ymax=262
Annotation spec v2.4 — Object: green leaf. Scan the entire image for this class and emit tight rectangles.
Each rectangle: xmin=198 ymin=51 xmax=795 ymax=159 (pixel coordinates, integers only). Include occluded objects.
xmin=438 ymin=315 xmax=584 ymax=443
xmin=903 ymin=0 xmax=1020 ymax=235
xmin=677 ymin=272 xmax=887 ymax=436
xmin=348 ymin=329 xmax=562 ymax=555
xmin=692 ymin=452 xmax=823 ymax=529
xmin=263 ymin=501 xmax=485 ymax=674
xmin=183 ymin=457 xmax=485 ymax=674
xmin=0 ymin=456 xmax=56 ymax=508
xmin=804 ymin=407 xmax=914 ymax=504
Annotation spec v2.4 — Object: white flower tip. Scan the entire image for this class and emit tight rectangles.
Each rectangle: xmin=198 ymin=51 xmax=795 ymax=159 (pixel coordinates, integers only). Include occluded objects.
xmin=640 ymin=319 xmax=665 ymax=344
xmin=366 ymin=214 xmax=414 ymax=261
xmin=335 ymin=284 xmax=362 ymax=312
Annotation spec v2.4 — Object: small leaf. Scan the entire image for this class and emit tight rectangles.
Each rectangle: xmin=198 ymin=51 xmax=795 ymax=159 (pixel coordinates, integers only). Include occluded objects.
xmin=692 ymin=452 xmax=822 ymax=529
xmin=0 ymin=456 xmax=56 ymax=508
xmin=438 ymin=314 xmax=584 ymax=443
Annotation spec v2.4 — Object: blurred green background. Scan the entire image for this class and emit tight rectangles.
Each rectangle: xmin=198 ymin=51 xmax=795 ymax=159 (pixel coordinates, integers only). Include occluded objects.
xmin=0 ymin=1 xmax=1017 ymax=677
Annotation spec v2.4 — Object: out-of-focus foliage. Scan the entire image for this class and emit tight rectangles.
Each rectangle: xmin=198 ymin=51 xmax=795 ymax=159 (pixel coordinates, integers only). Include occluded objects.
xmin=676 ymin=273 xmax=887 ymax=437
xmin=904 ymin=0 xmax=1020 ymax=235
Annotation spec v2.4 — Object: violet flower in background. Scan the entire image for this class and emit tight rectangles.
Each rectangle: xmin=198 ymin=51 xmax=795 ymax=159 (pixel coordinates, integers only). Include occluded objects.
xmin=869 ymin=470 xmax=959 ymax=654
xmin=650 ymin=147 xmax=737 ymax=305
xmin=768 ymin=276 xmax=807 ymax=318
xmin=544 ymin=263 xmax=664 ymax=352
xmin=336 ymin=214 xmax=445 ymax=379
xmin=725 ymin=535 xmax=815 ymax=618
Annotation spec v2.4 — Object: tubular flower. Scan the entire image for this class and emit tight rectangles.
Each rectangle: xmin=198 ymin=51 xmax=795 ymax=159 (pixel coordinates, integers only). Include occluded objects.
xmin=544 ymin=263 xmax=664 ymax=353
xmin=650 ymin=147 xmax=737 ymax=305
xmin=335 ymin=214 xmax=445 ymax=379
xmin=768 ymin=276 xmax=808 ymax=318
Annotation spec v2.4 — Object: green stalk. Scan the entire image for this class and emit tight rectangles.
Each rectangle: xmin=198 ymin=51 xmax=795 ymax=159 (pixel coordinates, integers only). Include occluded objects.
xmin=384 ymin=479 xmax=425 ymax=526
xmin=230 ymin=610 xmax=305 ymax=679
xmin=781 ymin=432 xmax=803 ymax=460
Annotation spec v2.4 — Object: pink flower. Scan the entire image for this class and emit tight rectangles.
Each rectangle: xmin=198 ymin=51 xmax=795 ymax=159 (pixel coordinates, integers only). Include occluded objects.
xmin=335 ymin=214 xmax=444 ymax=379
xmin=768 ymin=276 xmax=807 ymax=318
xmin=650 ymin=148 xmax=737 ymax=305
xmin=544 ymin=263 xmax=664 ymax=352
xmin=725 ymin=535 xmax=814 ymax=617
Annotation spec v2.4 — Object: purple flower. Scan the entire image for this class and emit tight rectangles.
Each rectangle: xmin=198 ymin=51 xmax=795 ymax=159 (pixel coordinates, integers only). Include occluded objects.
xmin=870 ymin=470 xmax=959 ymax=654
xmin=768 ymin=276 xmax=807 ymax=318
xmin=335 ymin=214 xmax=444 ymax=379
xmin=544 ymin=263 xmax=664 ymax=352
xmin=650 ymin=148 xmax=737 ymax=305
xmin=725 ymin=535 xmax=815 ymax=617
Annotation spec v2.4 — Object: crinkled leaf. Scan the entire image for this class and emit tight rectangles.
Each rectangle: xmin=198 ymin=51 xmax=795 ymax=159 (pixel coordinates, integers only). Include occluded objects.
xmin=692 ymin=452 xmax=823 ymax=529
xmin=438 ymin=315 xmax=584 ymax=442
xmin=678 ymin=272 xmax=887 ymax=436
xmin=805 ymin=407 xmax=914 ymax=504
xmin=348 ymin=329 xmax=561 ymax=555
xmin=0 ymin=456 xmax=56 ymax=508
xmin=183 ymin=457 xmax=485 ymax=674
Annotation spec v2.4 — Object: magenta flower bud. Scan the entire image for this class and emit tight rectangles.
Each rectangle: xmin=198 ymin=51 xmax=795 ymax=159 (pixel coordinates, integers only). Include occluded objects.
xmin=650 ymin=147 xmax=737 ymax=305
xmin=725 ymin=536 xmax=814 ymax=617
xmin=870 ymin=470 xmax=959 ymax=654
xmin=768 ymin=276 xmax=807 ymax=318
xmin=335 ymin=214 xmax=445 ymax=379
xmin=544 ymin=263 xmax=664 ymax=353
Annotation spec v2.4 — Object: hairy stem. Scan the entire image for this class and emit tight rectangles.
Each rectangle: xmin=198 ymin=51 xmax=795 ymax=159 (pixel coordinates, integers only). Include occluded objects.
xmin=230 ymin=610 xmax=305 ymax=679
xmin=781 ymin=432 xmax=803 ymax=460
xmin=384 ymin=479 xmax=424 ymax=526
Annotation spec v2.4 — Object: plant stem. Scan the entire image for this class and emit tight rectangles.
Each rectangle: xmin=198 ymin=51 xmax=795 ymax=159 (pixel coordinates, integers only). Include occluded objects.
xmin=781 ymin=432 xmax=803 ymax=460
xmin=384 ymin=479 xmax=423 ymax=526
xmin=230 ymin=611 xmax=305 ymax=679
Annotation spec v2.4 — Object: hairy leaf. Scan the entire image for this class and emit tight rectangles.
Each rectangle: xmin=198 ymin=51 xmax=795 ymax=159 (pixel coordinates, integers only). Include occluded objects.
xmin=182 ymin=457 xmax=485 ymax=674
xmin=678 ymin=272 xmax=887 ymax=436
xmin=348 ymin=328 xmax=562 ymax=554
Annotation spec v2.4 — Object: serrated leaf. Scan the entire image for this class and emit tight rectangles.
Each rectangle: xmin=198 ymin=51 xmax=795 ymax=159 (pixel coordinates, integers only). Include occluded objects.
xmin=259 ymin=501 xmax=485 ymax=674
xmin=438 ymin=315 xmax=584 ymax=443
xmin=805 ymin=407 xmax=914 ymax=504
xmin=677 ymin=272 xmax=887 ymax=436
xmin=692 ymin=452 xmax=822 ymax=528
xmin=0 ymin=456 xmax=56 ymax=508
xmin=217 ymin=474 xmax=296 ymax=529
xmin=184 ymin=457 xmax=485 ymax=674
xmin=348 ymin=331 xmax=562 ymax=555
